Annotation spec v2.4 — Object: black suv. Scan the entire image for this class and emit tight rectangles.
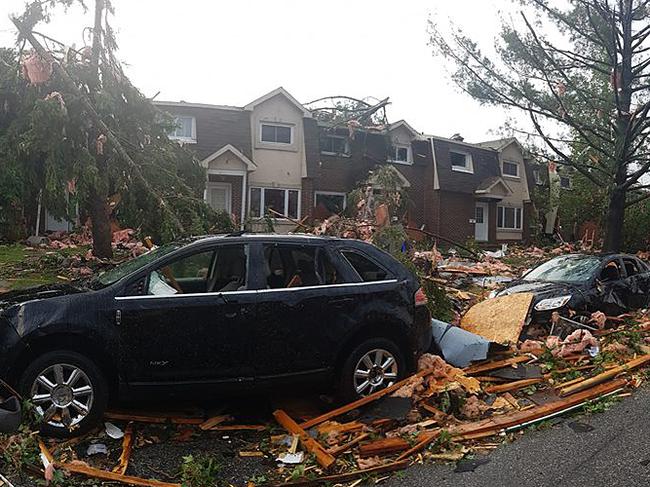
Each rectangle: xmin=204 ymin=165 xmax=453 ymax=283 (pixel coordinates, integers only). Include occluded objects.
xmin=0 ymin=234 xmax=431 ymax=436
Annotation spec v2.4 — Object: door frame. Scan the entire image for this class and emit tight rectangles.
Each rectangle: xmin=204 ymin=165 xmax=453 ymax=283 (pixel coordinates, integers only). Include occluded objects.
xmin=474 ymin=202 xmax=489 ymax=242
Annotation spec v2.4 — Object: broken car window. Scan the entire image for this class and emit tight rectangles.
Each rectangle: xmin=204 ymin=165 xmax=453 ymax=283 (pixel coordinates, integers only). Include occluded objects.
xmin=341 ymin=250 xmax=389 ymax=282
xmin=96 ymin=243 xmax=179 ymax=287
xmin=623 ymin=259 xmax=639 ymax=277
xmin=263 ymin=244 xmax=337 ymax=289
xmin=600 ymin=260 xmax=622 ymax=282
xmin=208 ymin=245 xmax=248 ymax=292
xmin=523 ymin=255 xmax=601 ymax=284
xmin=148 ymin=250 xmax=215 ymax=295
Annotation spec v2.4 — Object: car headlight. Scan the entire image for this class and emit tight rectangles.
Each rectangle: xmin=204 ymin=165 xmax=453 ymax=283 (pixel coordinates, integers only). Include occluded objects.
xmin=534 ymin=295 xmax=572 ymax=311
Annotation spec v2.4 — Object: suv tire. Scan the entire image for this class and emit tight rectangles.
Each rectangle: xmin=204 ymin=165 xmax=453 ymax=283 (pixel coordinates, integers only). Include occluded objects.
xmin=19 ymin=350 xmax=108 ymax=438
xmin=339 ymin=337 xmax=406 ymax=403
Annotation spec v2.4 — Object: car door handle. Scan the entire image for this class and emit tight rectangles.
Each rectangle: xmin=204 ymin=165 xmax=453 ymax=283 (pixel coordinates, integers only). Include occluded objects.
xmin=224 ymin=311 xmax=238 ymax=319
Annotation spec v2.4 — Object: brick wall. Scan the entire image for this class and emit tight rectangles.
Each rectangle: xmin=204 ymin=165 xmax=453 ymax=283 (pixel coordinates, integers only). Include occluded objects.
xmin=438 ymin=191 xmax=475 ymax=244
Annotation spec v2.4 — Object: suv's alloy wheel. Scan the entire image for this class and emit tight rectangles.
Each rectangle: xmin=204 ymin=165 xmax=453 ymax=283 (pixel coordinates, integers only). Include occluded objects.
xmin=353 ymin=348 xmax=399 ymax=396
xmin=19 ymin=350 xmax=108 ymax=437
xmin=30 ymin=363 xmax=94 ymax=429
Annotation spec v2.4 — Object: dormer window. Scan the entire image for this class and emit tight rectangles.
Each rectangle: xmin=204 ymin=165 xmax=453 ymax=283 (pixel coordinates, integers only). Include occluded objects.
xmin=502 ymin=160 xmax=519 ymax=178
xmin=260 ymin=123 xmax=292 ymax=144
xmin=450 ymin=150 xmax=473 ymax=173
xmin=169 ymin=116 xmax=196 ymax=142
xmin=560 ymin=175 xmax=572 ymax=189
xmin=389 ymin=144 xmax=412 ymax=164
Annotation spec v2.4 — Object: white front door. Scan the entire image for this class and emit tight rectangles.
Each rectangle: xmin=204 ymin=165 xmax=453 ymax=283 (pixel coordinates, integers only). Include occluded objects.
xmin=475 ymin=202 xmax=489 ymax=242
xmin=206 ymin=182 xmax=232 ymax=214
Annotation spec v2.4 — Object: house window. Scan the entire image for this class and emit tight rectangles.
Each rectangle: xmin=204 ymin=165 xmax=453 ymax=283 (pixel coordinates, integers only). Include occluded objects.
xmin=169 ymin=116 xmax=196 ymax=142
xmin=320 ymin=135 xmax=349 ymax=156
xmin=502 ymin=160 xmax=519 ymax=178
xmin=560 ymin=176 xmax=572 ymax=189
xmin=260 ymin=123 xmax=292 ymax=144
xmin=389 ymin=144 xmax=412 ymax=164
xmin=533 ymin=168 xmax=543 ymax=185
xmin=450 ymin=151 xmax=473 ymax=173
xmin=497 ymin=206 xmax=522 ymax=230
xmin=314 ymin=192 xmax=346 ymax=215
xmin=249 ymin=187 xmax=300 ymax=219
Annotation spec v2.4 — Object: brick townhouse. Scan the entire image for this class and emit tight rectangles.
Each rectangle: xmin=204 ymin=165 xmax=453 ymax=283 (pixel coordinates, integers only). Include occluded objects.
xmin=155 ymin=87 xmax=532 ymax=245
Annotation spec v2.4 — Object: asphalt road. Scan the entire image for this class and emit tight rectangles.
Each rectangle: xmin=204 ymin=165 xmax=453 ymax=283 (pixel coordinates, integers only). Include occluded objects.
xmin=383 ymin=386 xmax=650 ymax=487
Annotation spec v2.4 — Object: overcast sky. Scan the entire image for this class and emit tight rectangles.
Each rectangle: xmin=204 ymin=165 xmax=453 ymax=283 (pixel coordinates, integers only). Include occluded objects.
xmin=1 ymin=0 xmax=519 ymax=142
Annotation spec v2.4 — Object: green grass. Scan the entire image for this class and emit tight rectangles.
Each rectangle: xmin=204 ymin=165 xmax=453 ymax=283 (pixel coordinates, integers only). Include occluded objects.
xmin=0 ymin=243 xmax=90 ymax=290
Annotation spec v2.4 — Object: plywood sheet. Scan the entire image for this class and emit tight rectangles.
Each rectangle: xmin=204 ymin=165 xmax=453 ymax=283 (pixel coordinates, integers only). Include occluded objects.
xmin=460 ymin=292 xmax=534 ymax=345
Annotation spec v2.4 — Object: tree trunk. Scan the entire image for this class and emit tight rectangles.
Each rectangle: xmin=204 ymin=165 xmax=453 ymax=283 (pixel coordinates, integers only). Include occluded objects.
xmin=603 ymin=188 xmax=625 ymax=252
xmin=88 ymin=189 xmax=112 ymax=259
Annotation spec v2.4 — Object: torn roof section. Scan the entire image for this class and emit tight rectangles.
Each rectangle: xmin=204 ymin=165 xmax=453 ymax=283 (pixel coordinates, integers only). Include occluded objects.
xmin=475 ymin=176 xmax=513 ymax=199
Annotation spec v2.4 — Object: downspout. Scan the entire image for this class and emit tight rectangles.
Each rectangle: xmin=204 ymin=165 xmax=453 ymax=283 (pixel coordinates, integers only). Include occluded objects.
xmin=35 ymin=189 xmax=43 ymax=237
xmin=241 ymin=171 xmax=247 ymax=230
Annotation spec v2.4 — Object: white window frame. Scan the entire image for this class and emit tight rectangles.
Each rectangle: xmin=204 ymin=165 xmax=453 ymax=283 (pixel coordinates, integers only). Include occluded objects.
xmin=249 ymin=187 xmax=301 ymax=219
xmin=450 ymin=150 xmax=474 ymax=173
xmin=388 ymin=143 xmax=413 ymax=165
xmin=205 ymin=182 xmax=232 ymax=214
xmin=533 ymin=168 xmax=543 ymax=185
xmin=320 ymin=135 xmax=350 ymax=157
xmin=497 ymin=206 xmax=523 ymax=230
xmin=502 ymin=160 xmax=520 ymax=178
xmin=259 ymin=122 xmax=294 ymax=145
xmin=314 ymin=191 xmax=347 ymax=212
xmin=559 ymin=175 xmax=573 ymax=189
xmin=169 ymin=115 xmax=196 ymax=143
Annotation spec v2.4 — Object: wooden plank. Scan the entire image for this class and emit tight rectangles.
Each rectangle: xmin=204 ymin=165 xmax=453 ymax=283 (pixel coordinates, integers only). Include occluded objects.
xmin=464 ymin=356 xmax=531 ymax=375
xmin=460 ymin=293 xmax=534 ymax=345
xmin=199 ymin=414 xmax=232 ymax=430
xmin=484 ymin=378 xmax=544 ymax=394
xmin=358 ymin=437 xmax=410 ymax=458
xmin=208 ymin=424 xmax=266 ymax=432
xmin=327 ymin=433 xmax=371 ymax=457
xmin=397 ymin=379 xmax=626 ymax=461
xmin=104 ymin=411 xmax=204 ymax=425
xmin=300 ymin=368 xmax=435 ymax=430
xmin=268 ymin=460 xmax=410 ymax=487
xmin=113 ymin=423 xmax=134 ymax=475
xmin=56 ymin=462 xmax=180 ymax=487
xmin=395 ymin=430 xmax=440 ymax=461
xmin=273 ymin=410 xmax=336 ymax=469
xmin=451 ymin=379 xmax=627 ymax=437
xmin=559 ymin=355 xmax=650 ymax=396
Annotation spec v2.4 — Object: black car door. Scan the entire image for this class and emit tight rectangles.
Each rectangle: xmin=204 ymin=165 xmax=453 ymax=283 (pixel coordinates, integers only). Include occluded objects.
xmin=248 ymin=242 xmax=350 ymax=380
xmin=115 ymin=243 xmax=256 ymax=386
xmin=621 ymin=257 xmax=650 ymax=309
xmin=594 ymin=257 xmax=628 ymax=314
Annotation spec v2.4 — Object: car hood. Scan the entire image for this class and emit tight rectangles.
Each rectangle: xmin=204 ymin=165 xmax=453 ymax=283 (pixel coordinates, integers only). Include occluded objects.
xmin=0 ymin=283 xmax=87 ymax=307
xmin=497 ymin=280 xmax=586 ymax=302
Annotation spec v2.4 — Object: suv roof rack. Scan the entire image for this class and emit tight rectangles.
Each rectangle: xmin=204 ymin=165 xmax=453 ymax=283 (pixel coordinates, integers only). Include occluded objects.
xmin=225 ymin=230 xmax=247 ymax=237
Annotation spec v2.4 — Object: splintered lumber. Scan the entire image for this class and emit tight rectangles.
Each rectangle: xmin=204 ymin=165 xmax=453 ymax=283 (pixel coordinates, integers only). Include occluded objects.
xmin=56 ymin=462 xmax=180 ymax=487
xmin=358 ymin=437 xmax=410 ymax=458
xmin=464 ymin=355 xmax=531 ymax=375
xmin=208 ymin=424 xmax=266 ymax=432
xmin=199 ymin=414 xmax=232 ymax=430
xmin=460 ymin=292 xmax=534 ymax=345
xmin=451 ymin=378 xmax=626 ymax=437
xmin=559 ymin=355 xmax=650 ymax=397
xmin=104 ymin=410 xmax=204 ymax=425
xmin=327 ymin=433 xmax=371 ymax=457
xmin=269 ymin=460 xmax=410 ymax=486
xmin=113 ymin=423 xmax=134 ymax=475
xmin=300 ymin=368 xmax=435 ymax=430
xmin=484 ymin=378 xmax=544 ymax=394
xmin=395 ymin=429 xmax=440 ymax=461
xmin=273 ymin=410 xmax=336 ymax=469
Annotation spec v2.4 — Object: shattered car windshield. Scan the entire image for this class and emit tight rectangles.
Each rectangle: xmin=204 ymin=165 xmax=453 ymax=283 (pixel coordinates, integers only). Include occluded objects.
xmin=523 ymin=255 xmax=602 ymax=284
xmin=94 ymin=244 xmax=179 ymax=287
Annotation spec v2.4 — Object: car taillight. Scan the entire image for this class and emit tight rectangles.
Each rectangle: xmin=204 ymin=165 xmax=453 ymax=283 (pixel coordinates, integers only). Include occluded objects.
xmin=414 ymin=287 xmax=428 ymax=306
